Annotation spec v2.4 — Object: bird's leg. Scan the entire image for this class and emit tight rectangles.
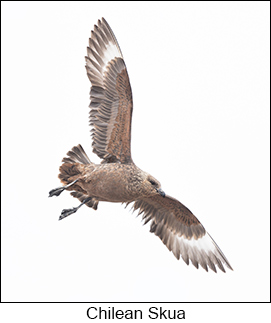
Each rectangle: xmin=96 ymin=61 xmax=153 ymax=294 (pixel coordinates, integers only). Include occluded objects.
xmin=59 ymin=197 xmax=92 ymax=221
xmin=48 ymin=179 xmax=78 ymax=197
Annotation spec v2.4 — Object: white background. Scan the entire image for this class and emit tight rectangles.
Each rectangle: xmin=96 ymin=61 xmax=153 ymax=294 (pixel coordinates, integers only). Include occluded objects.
xmin=1 ymin=1 xmax=270 ymax=321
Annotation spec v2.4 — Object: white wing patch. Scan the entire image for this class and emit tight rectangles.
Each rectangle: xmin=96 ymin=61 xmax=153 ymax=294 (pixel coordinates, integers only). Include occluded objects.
xmin=86 ymin=18 xmax=123 ymax=80
xmin=153 ymin=219 xmax=231 ymax=272
xmin=102 ymin=41 xmax=122 ymax=73
xmin=173 ymin=230 xmax=229 ymax=272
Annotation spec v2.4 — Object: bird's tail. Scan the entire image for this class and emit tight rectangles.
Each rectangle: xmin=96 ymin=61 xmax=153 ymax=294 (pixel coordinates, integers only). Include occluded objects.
xmin=58 ymin=144 xmax=91 ymax=187
xmin=57 ymin=144 xmax=98 ymax=209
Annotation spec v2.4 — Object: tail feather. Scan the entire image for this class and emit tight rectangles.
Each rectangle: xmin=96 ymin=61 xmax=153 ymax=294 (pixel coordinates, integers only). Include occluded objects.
xmin=57 ymin=144 xmax=98 ymax=210
xmin=59 ymin=163 xmax=83 ymax=185
xmin=62 ymin=144 xmax=91 ymax=165
xmin=58 ymin=144 xmax=91 ymax=190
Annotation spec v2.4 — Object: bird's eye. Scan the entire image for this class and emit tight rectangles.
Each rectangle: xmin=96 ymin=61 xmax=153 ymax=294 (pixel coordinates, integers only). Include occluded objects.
xmin=149 ymin=179 xmax=157 ymax=186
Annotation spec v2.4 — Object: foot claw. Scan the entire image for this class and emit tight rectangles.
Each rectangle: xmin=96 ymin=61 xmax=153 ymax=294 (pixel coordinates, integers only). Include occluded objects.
xmin=49 ymin=187 xmax=65 ymax=197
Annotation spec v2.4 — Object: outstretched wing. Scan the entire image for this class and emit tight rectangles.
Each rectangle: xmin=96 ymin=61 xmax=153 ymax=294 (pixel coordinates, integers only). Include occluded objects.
xmin=132 ymin=195 xmax=233 ymax=273
xmin=85 ymin=18 xmax=133 ymax=164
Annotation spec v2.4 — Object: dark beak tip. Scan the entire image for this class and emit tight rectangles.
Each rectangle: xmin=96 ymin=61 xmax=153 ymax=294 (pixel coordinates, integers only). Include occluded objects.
xmin=158 ymin=188 xmax=166 ymax=198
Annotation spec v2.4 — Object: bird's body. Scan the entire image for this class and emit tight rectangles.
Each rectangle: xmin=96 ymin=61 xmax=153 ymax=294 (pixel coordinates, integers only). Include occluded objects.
xmin=49 ymin=18 xmax=233 ymax=273
xmin=60 ymin=154 xmax=159 ymax=203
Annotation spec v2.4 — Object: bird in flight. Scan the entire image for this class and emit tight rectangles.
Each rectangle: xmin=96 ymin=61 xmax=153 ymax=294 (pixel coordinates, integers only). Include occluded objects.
xmin=49 ymin=18 xmax=233 ymax=273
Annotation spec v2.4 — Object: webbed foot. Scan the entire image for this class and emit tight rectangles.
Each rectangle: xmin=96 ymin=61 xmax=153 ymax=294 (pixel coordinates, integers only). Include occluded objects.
xmin=49 ymin=187 xmax=65 ymax=197
xmin=59 ymin=207 xmax=78 ymax=220
xmin=58 ymin=197 xmax=92 ymax=220
xmin=49 ymin=179 xmax=79 ymax=198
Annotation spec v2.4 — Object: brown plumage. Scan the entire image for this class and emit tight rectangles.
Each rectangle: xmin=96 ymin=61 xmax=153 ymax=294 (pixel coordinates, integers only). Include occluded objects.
xmin=49 ymin=18 xmax=233 ymax=273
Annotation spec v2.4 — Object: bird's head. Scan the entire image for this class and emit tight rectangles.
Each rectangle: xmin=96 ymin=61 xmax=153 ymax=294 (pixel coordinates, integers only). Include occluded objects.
xmin=143 ymin=174 xmax=166 ymax=198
